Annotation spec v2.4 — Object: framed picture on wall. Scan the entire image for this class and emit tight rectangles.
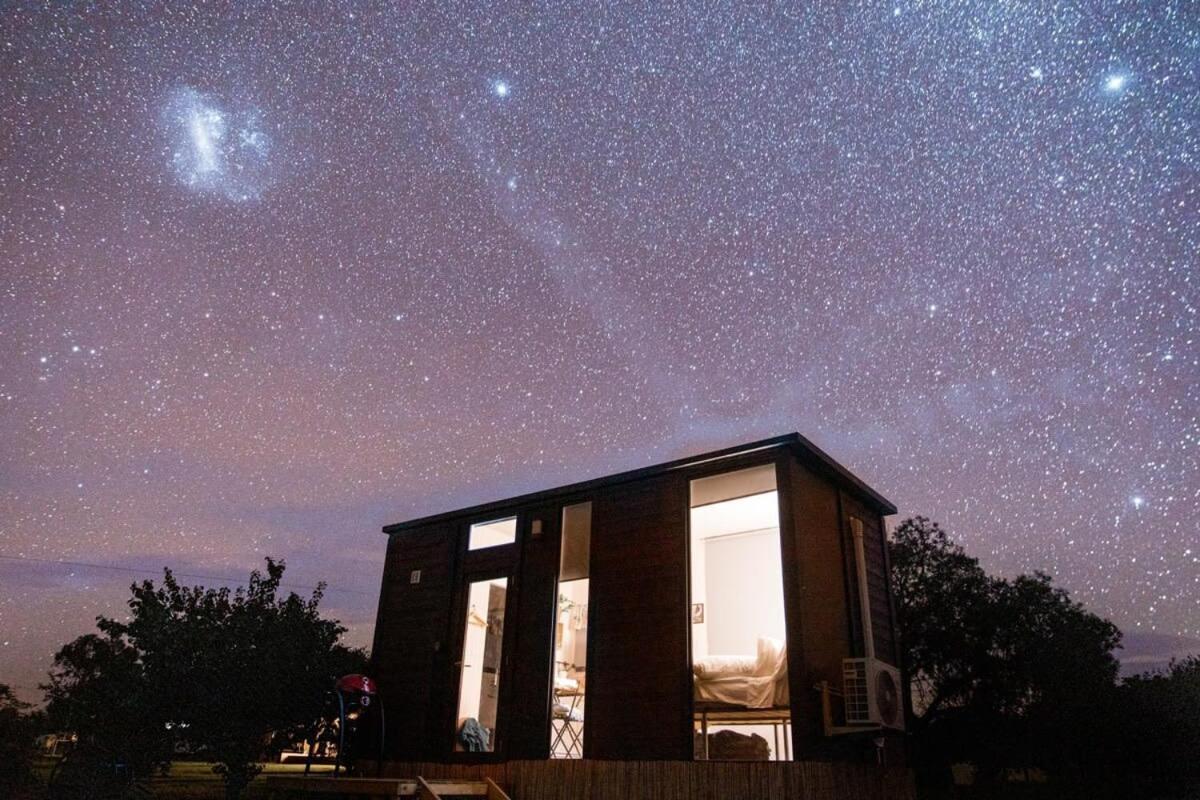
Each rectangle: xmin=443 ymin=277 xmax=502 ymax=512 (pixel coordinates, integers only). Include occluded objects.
xmin=691 ymin=603 xmax=704 ymax=624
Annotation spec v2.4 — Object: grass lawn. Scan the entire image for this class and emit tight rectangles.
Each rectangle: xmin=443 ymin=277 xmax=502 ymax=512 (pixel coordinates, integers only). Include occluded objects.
xmin=147 ymin=762 xmax=335 ymax=799
xmin=33 ymin=757 xmax=335 ymax=799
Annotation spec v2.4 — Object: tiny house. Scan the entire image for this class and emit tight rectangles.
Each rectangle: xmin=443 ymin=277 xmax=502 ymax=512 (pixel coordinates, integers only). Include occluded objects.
xmin=370 ymin=433 xmax=906 ymax=779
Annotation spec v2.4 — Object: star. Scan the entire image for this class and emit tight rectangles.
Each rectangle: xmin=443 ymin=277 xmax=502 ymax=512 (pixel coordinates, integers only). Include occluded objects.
xmin=1 ymin=0 xmax=1197 ymax=706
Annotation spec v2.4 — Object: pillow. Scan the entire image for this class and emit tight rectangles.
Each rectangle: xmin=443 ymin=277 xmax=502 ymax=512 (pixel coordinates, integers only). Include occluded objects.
xmin=755 ymin=636 xmax=786 ymax=677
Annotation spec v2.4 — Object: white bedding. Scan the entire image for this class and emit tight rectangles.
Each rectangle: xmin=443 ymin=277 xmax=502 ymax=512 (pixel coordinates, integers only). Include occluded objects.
xmin=693 ymin=654 xmax=758 ymax=679
xmin=693 ymin=636 xmax=788 ymax=709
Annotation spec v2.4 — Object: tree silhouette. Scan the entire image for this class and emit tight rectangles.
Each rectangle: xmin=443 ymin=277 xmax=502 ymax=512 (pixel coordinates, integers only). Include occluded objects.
xmin=45 ymin=559 xmax=365 ymax=800
xmin=890 ymin=517 xmax=1121 ymax=795
xmin=0 ymin=683 xmax=37 ymax=797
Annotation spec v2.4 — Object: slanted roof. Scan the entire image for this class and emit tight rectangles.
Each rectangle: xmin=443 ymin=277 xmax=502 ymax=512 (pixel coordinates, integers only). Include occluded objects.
xmin=382 ymin=432 xmax=896 ymax=535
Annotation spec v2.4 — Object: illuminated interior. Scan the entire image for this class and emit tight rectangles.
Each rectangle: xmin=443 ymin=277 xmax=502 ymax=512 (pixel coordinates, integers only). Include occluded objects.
xmin=550 ymin=502 xmax=590 ymax=758
xmin=469 ymin=517 xmax=517 ymax=550
xmin=690 ymin=464 xmax=791 ymax=761
xmin=454 ymin=576 xmax=508 ymax=752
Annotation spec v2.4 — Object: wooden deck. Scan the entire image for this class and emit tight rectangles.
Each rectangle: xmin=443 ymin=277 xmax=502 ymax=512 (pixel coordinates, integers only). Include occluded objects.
xmin=323 ymin=760 xmax=915 ymax=800
xmin=266 ymin=774 xmax=511 ymax=799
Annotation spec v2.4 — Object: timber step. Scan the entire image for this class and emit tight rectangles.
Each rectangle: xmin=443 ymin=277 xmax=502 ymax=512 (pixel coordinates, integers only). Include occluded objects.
xmin=265 ymin=774 xmax=512 ymax=799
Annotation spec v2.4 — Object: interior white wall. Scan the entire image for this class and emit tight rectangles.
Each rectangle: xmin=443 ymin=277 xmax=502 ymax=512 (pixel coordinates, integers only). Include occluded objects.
xmin=690 ymin=490 xmax=784 ymax=659
xmin=705 ymin=529 xmax=786 ymax=654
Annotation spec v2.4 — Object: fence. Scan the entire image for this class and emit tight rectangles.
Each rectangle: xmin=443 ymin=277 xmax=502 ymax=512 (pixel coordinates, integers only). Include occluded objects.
xmin=372 ymin=759 xmax=915 ymax=800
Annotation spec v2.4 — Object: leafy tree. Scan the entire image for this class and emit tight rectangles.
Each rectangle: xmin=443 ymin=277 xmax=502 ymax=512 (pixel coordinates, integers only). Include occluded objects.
xmin=105 ymin=559 xmax=359 ymax=798
xmin=890 ymin=517 xmax=1121 ymax=794
xmin=889 ymin=516 xmax=1000 ymax=726
xmin=1111 ymin=656 xmax=1200 ymax=798
xmin=45 ymin=559 xmax=365 ymax=800
xmin=0 ymin=684 xmax=37 ymax=796
xmin=43 ymin=631 xmax=174 ymax=774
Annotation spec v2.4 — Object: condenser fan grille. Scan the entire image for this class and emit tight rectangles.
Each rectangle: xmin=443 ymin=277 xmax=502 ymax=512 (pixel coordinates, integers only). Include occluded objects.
xmin=874 ymin=667 xmax=901 ymax=726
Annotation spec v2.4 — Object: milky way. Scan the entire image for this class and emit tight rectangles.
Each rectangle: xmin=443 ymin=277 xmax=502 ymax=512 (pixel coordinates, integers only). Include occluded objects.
xmin=1 ymin=4 xmax=1197 ymax=700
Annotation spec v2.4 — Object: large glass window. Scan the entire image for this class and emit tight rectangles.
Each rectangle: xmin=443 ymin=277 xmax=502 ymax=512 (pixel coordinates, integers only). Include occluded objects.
xmin=550 ymin=502 xmax=590 ymax=758
xmin=468 ymin=517 xmax=517 ymax=550
xmin=689 ymin=464 xmax=791 ymax=761
xmin=454 ymin=576 xmax=508 ymax=752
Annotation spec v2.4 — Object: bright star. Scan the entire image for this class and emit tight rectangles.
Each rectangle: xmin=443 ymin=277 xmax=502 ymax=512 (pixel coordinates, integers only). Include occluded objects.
xmin=1030 ymin=66 xmax=1043 ymax=80
xmin=493 ymin=80 xmax=510 ymax=98
xmin=507 ymin=177 xmax=518 ymax=191
xmin=1131 ymin=496 xmax=1145 ymax=509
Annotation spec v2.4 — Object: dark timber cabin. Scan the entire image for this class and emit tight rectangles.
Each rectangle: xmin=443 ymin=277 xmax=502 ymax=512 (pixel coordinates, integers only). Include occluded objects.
xmin=369 ymin=433 xmax=908 ymax=791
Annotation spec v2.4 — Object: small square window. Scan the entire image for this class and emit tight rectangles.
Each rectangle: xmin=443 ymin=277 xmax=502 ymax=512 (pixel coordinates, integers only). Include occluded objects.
xmin=468 ymin=516 xmax=518 ymax=550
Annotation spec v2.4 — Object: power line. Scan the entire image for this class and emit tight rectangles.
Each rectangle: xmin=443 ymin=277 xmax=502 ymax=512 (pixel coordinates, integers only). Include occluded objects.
xmin=0 ymin=554 xmax=374 ymax=597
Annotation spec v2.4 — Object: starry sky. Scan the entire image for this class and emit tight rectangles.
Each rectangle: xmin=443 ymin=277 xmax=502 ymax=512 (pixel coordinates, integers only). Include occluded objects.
xmin=1 ymin=3 xmax=1197 ymax=702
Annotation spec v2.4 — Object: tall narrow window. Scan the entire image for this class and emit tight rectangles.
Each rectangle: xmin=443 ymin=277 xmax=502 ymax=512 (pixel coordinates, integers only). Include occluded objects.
xmin=454 ymin=576 xmax=508 ymax=752
xmin=689 ymin=464 xmax=791 ymax=761
xmin=549 ymin=502 xmax=590 ymax=758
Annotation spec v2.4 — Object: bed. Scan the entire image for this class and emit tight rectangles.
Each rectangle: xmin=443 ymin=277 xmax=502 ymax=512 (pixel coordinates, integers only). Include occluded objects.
xmin=693 ymin=636 xmax=790 ymax=760
xmin=693 ymin=635 xmax=788 ymax=709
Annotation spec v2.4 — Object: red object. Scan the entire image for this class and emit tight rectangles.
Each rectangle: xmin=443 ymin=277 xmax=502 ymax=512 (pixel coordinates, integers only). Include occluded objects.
xmin=336 ymin=674 xmax=376 ymax=695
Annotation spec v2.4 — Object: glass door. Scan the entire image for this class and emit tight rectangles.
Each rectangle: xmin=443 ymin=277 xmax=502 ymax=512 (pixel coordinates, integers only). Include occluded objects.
xmin=453 ymin=574 xmax=509 ymax=753
xmin=451 ymin=515 xmax=518 ymax=755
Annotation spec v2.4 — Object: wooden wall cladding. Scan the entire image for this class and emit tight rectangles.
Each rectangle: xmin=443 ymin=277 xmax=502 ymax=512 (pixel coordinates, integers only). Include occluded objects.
xmin=372 ymin=759 xmax=915 ymax=800
xmin=862 ymin=512 xmax=899 ymax=665
xmin=585 ymin=473 xmax=691 ymax=760
xmin=504 ymin=506 xmax=562 ymax=759
xmin=371 ymin=522 xmax=458 ymax=761
xmin=784 ymin=456 xmax=854 ymax=754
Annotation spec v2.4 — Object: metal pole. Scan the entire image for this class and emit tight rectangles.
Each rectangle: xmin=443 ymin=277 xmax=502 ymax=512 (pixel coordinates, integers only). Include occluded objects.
xmin=334 ymin=691 xmax=346 ymax=777
xmin=851 ymin=518 xmax=875 ymax=660
xmin=376 ymin=700 xmax=385 ymax=777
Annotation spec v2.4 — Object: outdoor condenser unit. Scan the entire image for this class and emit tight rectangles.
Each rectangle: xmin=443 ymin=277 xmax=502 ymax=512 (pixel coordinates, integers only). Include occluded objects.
xmin=842 ymin=657 xmax=904 ymax=730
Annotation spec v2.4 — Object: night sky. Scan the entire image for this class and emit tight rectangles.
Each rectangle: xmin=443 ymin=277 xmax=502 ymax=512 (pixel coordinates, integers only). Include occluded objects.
xmin=1 ymin=4 xmax=1197 ymax=701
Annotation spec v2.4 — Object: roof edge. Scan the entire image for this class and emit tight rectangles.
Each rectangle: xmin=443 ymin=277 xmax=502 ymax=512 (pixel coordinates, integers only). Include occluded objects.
xmin=382 ymin=432 xmax=895 ymax=534
xmin=786 ymin=432 xmax=898 ymax=515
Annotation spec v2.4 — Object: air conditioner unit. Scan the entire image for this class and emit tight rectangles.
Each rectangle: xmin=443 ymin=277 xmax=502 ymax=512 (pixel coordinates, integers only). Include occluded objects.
xmin=842 ymin=657 xmax=905 ymax=730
